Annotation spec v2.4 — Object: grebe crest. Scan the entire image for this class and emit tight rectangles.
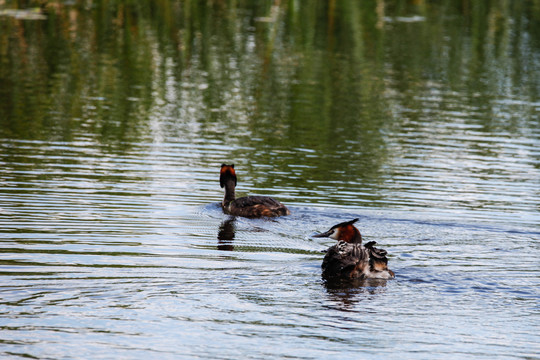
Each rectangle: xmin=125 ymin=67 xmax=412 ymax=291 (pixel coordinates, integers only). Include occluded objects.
xmin=219 ymin=164 xmax=290 ymax=218
xmin=314 ymin=219 xmax=394 ymax=280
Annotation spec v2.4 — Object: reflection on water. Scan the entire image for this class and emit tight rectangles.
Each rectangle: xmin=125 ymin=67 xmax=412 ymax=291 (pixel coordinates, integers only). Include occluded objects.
xmin=1 ymin=0 xmax=539 ymax=359
xmin=323 ymin=278 xmax=392 ymax=311
xmin=217 ymin=217 xmax=236 ymax=251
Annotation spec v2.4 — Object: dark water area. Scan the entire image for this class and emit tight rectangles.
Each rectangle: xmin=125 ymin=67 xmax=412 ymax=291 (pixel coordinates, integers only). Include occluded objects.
xmin=1 ymin=1 xmax=539 ymax=359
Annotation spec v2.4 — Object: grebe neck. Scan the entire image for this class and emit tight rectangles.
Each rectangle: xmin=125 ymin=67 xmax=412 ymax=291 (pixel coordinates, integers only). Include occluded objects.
xmin=222 ymin=179 xmax=236 ymax=207
xmin=338 ymin=225 xmax=362 ymax=244
xmin=350 ymin=230 xmax=362 ymax=244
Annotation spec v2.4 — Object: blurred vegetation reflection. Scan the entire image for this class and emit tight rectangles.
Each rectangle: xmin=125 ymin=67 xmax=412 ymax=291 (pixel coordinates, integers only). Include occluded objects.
xmin=1 ymin=0 xmax=539 ymax=204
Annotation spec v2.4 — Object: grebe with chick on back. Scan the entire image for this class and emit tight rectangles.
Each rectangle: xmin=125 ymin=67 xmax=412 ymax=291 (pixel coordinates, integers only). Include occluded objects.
xmin=313 ymin=218 xmax=395 ymax=280
xmin=219 ymin=164 xmax=290 ymax=218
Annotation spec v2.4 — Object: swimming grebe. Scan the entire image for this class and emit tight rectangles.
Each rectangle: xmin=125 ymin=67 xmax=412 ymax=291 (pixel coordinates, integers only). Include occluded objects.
xmin=313 ymin=219 xmax=395 ymax=280
xmin=219 ymin=164 xmax=290 ymax=218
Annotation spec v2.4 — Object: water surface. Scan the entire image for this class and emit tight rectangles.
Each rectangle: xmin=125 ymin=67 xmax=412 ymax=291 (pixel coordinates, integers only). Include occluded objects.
xmin=1 ymin=1 xmax=539 ymax=359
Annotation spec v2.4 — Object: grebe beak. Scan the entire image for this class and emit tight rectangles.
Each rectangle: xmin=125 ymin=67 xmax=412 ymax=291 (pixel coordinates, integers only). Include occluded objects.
xmin=312 ymin=229 xmax=334 ymax=238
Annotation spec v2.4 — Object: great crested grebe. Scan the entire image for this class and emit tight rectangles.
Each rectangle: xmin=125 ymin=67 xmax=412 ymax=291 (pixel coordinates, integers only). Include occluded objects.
xmin=313 ymin=219 xmax=395 ymax=280
xmin=219 ymin=164 xmax=290 ymax=218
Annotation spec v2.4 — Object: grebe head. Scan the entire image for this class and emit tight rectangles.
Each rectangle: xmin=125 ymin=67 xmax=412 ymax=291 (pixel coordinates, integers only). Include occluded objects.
xmin=220 ymin=164 xmax=237 ymax=188
xmin=313 ymin=218 xmax=362 ymax=244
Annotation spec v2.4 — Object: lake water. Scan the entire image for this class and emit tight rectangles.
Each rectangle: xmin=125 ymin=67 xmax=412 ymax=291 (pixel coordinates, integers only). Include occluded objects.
xmin=1 ymin=1 xmax=539 ymax=359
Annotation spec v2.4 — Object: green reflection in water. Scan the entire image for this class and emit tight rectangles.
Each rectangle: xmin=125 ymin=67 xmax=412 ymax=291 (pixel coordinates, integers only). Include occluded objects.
xmin=1 ymin=0 xmax=539 ymax=207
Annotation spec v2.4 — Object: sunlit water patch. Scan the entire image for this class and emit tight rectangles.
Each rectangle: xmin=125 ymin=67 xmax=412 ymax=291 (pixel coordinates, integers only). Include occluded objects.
xmin=2 ymin=157 xmax=539 ymax=358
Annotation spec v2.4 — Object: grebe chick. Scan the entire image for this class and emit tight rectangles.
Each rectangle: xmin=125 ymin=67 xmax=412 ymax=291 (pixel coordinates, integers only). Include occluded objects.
xmin=313 ymin=219 xmax=394 ymax=280
xmin=219 ymin=164 xmax=290 ymax=218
